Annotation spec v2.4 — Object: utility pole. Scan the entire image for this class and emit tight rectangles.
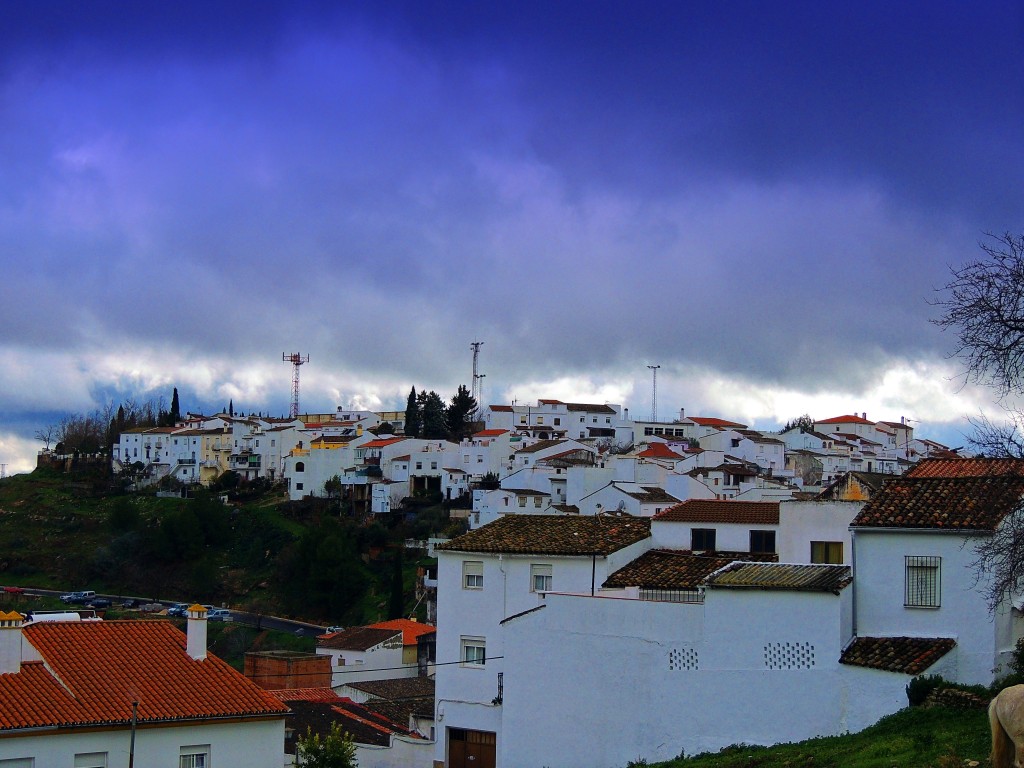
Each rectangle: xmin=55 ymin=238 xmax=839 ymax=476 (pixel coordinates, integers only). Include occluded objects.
xmin=470 ymin=341 xmax=485 ymax=402
xmin=281 ymin=353 xmax=310 ymax=419
xmin=647 ymin=365 xmax=660 ymax=422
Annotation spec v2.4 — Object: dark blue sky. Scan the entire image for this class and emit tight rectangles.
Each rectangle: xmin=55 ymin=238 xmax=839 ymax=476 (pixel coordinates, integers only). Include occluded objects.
xmin=1 ymin=1 xmax=1021 ymax=469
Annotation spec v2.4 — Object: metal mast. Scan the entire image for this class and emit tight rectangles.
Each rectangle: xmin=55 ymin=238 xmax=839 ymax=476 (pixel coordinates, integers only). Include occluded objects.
xmin=282 ymin=352 xmax=309 ymax=418
xmin=647 ymin=365 xmax=660 ymax=422
xmin=471 ymin=341 xmax=485 ymax=402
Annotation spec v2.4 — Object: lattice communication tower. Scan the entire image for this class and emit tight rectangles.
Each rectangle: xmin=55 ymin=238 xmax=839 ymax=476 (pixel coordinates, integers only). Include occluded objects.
xmin=282 ymin=352 xmax=310 ymax=418
xmin=471 ymin=341 xmax=485 ymax=403
xmin=647 ymin=364 xmax=661 ymax=422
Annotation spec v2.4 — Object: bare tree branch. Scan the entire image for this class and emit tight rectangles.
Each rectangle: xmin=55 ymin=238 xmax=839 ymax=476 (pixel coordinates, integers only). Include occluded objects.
xmin=932 ymin=232 xmax=1024 ymax=399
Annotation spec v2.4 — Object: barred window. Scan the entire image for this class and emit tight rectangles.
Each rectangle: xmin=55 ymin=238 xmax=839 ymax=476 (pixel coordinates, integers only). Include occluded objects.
xmin=640 ymin=588 xmax=703 ymax=603
xmin=905 ymin=556 xmax=941 ymax=608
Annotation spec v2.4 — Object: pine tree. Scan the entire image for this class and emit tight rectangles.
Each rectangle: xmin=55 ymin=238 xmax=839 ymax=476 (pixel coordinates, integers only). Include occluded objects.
xmin=420 ymin=391 xmax=447 ymax=439
xmin=446 ymin=384 xmax=478 ymax=441
xmin=170 ymin=387 xmax=181 ymax=424
xmin=404 ymin=387 xmax=421 ymax=438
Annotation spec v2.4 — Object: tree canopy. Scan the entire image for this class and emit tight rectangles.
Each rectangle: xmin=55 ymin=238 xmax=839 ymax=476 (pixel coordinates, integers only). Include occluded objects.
xmin=297 ymin=722 xmax=357 ymax=768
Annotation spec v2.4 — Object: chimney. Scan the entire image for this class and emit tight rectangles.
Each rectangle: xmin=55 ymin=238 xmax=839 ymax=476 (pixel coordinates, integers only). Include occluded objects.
xmin=862 ymin=412 xmax=867 ymax=420
xmin=0 ymin=611 xmax=24 ymax=674
xmin=186 ymin=604 xmax=208 ymax=661
xmin=680 ymin=408 xmax=685 ymax=420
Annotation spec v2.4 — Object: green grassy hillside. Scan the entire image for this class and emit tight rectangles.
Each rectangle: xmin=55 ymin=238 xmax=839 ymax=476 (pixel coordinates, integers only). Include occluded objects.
xmin=0 ymin=466 xmax=450 ymax=626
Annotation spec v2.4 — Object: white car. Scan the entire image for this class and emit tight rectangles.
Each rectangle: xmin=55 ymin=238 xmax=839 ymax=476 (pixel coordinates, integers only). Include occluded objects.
xmin=207 ymin=608 xmax=232 ymax=622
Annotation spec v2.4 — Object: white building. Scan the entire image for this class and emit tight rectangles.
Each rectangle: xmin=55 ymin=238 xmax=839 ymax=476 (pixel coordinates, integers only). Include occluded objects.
xmin=0 ymin=607 xmax=288 ymax=766
xmin=433 ymin=514 xmax=653 ymax=768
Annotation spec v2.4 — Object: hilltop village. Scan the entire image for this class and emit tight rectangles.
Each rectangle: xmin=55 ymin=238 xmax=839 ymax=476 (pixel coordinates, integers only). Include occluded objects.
xmin=4 ymin=400 xmax=1016 ymax=767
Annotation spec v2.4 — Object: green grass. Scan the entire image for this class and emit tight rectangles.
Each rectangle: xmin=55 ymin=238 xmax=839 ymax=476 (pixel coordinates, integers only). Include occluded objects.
xmin=657 ymin=706 xmax=990 ymax=768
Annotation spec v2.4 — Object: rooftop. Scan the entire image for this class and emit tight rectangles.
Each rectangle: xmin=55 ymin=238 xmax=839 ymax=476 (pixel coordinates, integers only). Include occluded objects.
xmin=704 ymin=562 xmax=852 ymax=593
xmin=655 ymin=499 xmax=779 ymax=525
xmin=436 ymin=513 xmax=651 ymax=556
xmin=0 ymin=620 xmax=287 ymax=732
xmin=840 ymin=636 xmax=956 ymax=675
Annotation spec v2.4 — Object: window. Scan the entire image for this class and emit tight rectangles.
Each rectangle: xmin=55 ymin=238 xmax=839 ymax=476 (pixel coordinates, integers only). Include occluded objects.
xmin=477 ymin=456 xmax=483 ymax=463
xmin=0 ymin=760 xmax=34 ymax=768
xmin=75 ymin=754 xmax=108 ymax=768
xmin=295 ymin=482 xmax=303 ymax=491
xmin=554 ymin=418 xmax=560 ymax=425
xmin=179 ymin=746 xmax=209 ymax=768
xmin=905 ymin=556 xmax=941 ymax=608
xmin=461 ymin=636 xmax=486 ymax=666
xmin=811 ymin=541 xmax=844 ymax=564
xmin=416 ymin=461 xmax=422 ymax=470
xmin=749 ymin=530 xmax=776 ymax=554
xmin=295 ymin=462 xmax=304 ymax=472
xmin=518 ymin=496 xmax=527 ymax=507
xmin=531 ymin=564 xmax=552 ymax=592
xmin=463 ymin=560 xmax=483 ymax=589
xmin=691 ymin=528 xmax=716 ymax=550
xmin=271 ymin=439 xmax=276 ymax=446
xmin=431 ymin=461 xmax=438 ymax=470
xmin=533 ymin=497 xmax=542 ymax=508
xmin=537 ymin=416 xmax=544 ymax=424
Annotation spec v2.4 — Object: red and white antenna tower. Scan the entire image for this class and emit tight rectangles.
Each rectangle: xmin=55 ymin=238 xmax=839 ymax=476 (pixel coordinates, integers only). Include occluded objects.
xmin=282 ymin=352 xmax=310 ymax=418
xmin=647 ymin=364 xmax=660 ymax=422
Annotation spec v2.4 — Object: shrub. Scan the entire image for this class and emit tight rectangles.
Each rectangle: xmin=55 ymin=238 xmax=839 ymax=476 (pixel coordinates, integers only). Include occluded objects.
xmin=907 ymin=674 xmax=946 ymax=706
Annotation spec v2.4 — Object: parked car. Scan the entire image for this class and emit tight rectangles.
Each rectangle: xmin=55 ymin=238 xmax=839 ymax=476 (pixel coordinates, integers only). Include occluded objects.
xmin=325 ymin=625 xmax=344 ymax=633
xmin=166 ymin=603 xmax=189 ymax=617
xmin=121 ymin=598 xmax=141 ymax=609
xmin=207 ymin=608 xmax=232 ymax=622
xmin=2 ymin=586 xmax=25 ymax=595
xmin=60 ymin=590 xmax=96 ymax=604
xmin=87 ymin=597 xmax=112 ymax=609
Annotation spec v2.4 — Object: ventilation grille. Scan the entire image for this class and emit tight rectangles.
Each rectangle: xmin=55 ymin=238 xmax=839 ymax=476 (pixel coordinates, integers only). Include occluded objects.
xmin=763 ymin=641 xmax=815 ymax=669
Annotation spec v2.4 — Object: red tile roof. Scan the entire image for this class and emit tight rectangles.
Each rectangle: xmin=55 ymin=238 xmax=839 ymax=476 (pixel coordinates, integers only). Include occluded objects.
xmin=317 ymin=627 xmax=401 ymax=651
xmin=905 ymin=457 xmax=1024 ymax=478
xmin=368 ymin=619 xmax=436 ymax=646
xmin=638 ymin=443 xmax=685 ymax=459
xmin=361 ymin=437 xmax=406 ymax=448
xmin=474 ymin=429 xmax=509 ymax=437
xmin=603 ymin=550 xmax=741 ymax=590
xmin=654 ymin=499 xmax=779 ymax=525
xmin=817 ymin=414 xmax=874 ymax=425
xmin=437 ymin=514 xmax=651 ymax=556
xmin=840 ymin=636 xmax=956 ymax=674
xmin=688 ymin=416 xmax=747 ymax=428
xmin=0 ymin=620 xmax=287 ymax=732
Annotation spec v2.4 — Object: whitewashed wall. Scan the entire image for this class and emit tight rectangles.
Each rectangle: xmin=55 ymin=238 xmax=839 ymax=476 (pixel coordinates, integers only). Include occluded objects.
xmin=777 ymin=500 xmax=862 ymax=564
xmin=0 ymin=719 xmax=284 ymax=768
xmin=853 ymin=529 xmax=999 ymax=684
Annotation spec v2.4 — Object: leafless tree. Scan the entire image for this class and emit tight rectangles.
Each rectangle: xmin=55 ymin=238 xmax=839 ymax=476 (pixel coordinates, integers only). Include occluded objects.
xmin=933 ymin=232 xmax=1024 ymax=399
xmin=34 ymin=424 xmax=58 ymax=451
xmin=971 ymin=499 xmax=1024 ymax=610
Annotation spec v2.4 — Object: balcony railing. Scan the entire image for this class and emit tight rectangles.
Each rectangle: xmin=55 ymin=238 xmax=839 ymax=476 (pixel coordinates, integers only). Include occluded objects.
xmin=177 ymin=458 xmax=197 ymax=466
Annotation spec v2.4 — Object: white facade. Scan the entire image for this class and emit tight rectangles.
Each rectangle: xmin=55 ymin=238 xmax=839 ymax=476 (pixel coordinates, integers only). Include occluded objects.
xmin=777 ymin=500 xmax=862 ymax=565
xmin=497 ymin=580 xmax=917 ymax=768
xmin=0 ymin=719 xmax=285 ymax=768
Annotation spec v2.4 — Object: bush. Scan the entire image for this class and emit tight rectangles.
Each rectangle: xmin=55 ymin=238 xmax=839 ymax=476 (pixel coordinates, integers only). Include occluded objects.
xmin=907 ymin=674 xmax=946 ymax=706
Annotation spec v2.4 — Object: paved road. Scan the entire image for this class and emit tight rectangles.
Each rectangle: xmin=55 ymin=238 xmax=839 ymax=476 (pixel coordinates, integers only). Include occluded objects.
xmin=4 ymin=587 xmax=327 ymax=637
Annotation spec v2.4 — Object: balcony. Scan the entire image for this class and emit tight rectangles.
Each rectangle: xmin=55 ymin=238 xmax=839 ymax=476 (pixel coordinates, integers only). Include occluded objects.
xmin=177 ymin=458 xmax=197 ymax=466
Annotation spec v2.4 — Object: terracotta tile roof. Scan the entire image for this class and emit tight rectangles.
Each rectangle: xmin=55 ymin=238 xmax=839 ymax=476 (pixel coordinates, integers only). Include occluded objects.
xmin=361 ymin=437 xmax=406 ymax=448
xmin=343 ymin=676 xmax=435 ymax=700
xmin=436 ymin=514 xmax=651 ymax=556
xmin=566 ymin=403 xmax=617 ymax=414
xmin=279 ymin=694 xmax=421 ymax=750
xmin=840 ymin=636 xmax=956 ymax=674
xmin=474 ymin=429 xmax=509 ymax=437
xmin=550 ymin=504 xmax=580 ymax=514
xmin=317 ymin=627 xmax=402 ymax=651
xmin=689 ymin=416 xmax=746 ymax=428
xmin=619 ymin=485 xmax=681 ymax=504
xmin=269 ymin=687 xmax=345 ymax=703
xmin=603 ymin=550 xmax=740 ymax=590
xmin=0 ymin=620 xmax=287 ymax=732
xmin=704 ymin=562 xmax=852 ymax=593
xmin=539 ymin=399 xmax=565 ymax=405
xmin=489 ymin=405 xmax=514 ymax=412
xmin=637 ymin=443 xmax=685 ymax=459
xmin=365 ymin=696 xmax=434 ymax=726
xmin=817 ymin=414 xmax=875 ymax=425
xmin=517 ymin=439 xmax=568 ymax=454
xmin=851 ymin=473 xmax=1024 ymax=530
xmin=367 ymin=619 xmax=436 ymax=646
xmin=654 ymin=499 xmax=780 ymax=525
xmin=906 ymin=457 xmax=1024 ymax=478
